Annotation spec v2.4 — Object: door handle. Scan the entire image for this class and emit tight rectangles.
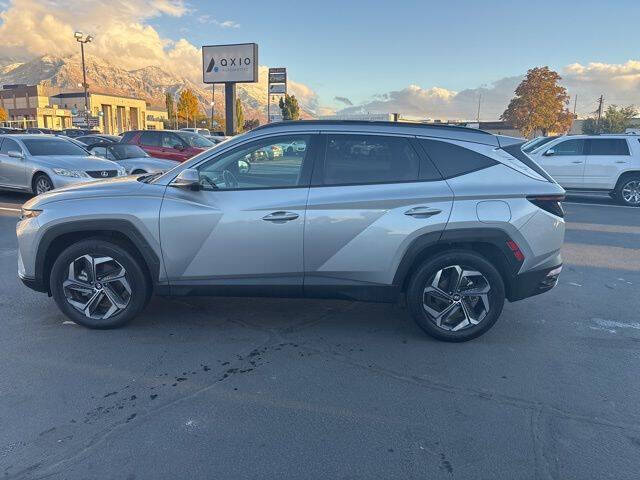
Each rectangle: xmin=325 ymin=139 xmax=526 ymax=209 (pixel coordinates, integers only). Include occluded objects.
xmin=404 ymin=206 xmax=442 ymax=218
xmin=571 ymin=161 xmax=583 ymax=164
xmin=615 ymin=160 xmax=627 ymax=164
xmin=262 ymin=211 xmax=299 ymax=222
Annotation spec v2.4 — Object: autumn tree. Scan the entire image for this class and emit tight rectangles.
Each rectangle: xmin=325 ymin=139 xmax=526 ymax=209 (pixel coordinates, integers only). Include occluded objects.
xmin=279 ymin=94 xmax=300 ymax=121
xmin=501 ymin=67 xmax=574 ymax=137
xmin=235 ymin=98 xmax=244 ymax=133
xmin=0 ymin=106 xmax=8 ymax=122
xmin=582 ymin=105 xmax=638 ymax=134
xmin=176 ymin=89 xmax=201 ymax=126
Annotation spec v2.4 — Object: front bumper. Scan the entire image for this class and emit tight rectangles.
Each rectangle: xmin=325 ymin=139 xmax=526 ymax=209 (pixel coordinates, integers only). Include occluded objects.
xmin=508 ymin=264 xmax=562 ymax=302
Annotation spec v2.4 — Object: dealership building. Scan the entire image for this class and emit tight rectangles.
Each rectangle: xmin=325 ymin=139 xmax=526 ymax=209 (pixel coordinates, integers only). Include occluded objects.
xmin=0 ymin=84 xmax=73 ymax=130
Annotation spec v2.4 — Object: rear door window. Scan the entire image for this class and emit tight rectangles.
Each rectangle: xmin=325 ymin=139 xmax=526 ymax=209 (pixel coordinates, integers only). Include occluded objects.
xmin=417 ymin=139 xmax=497 ymax=179
xmin=322 ymin=134 xmax=419 ymax=185
xmin=588 ymin=139 xmax=630 ymax=155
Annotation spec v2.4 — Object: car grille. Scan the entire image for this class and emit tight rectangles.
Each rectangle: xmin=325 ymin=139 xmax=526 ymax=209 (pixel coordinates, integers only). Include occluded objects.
xmin=86 ymin=170 xmax=117 ymax=178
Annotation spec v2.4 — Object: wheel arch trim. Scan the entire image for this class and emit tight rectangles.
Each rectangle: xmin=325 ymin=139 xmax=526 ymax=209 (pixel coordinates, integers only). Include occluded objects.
xmin=34 ymin=219 xmax=161 ymax=293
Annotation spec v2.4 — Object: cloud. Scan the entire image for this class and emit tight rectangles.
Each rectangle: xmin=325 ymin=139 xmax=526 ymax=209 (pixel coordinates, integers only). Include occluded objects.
xmin=339 ymin=62 xmax=640 ymax=120
xmin=334 ymin=96 xmax=353 ymax=106
xmin=0 ymin=0 xmax=207 ymax=83
xmin=197 ymin=14 xmax=240 ymax=28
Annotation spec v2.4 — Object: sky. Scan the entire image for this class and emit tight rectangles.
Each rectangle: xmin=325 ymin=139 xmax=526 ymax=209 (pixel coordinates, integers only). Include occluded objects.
xmin=1 ymin=0 xmax=640 ymax=119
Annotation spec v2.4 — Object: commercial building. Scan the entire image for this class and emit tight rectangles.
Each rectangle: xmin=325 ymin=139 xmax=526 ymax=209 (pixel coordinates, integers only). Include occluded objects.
xmin=146 ymin=106 xmax=168 ymax=130
xmin=0 ymin=84 xmax=72 ymax=130
xmin=51 ymin=91 xmax=162 ymax=134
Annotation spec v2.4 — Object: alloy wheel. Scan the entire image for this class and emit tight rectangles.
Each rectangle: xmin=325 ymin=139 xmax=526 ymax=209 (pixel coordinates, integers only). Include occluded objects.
xmin=621 ymin=180 xmax=640 ymax=205
xmin=63 ymin=255 xmax=131 ymax=320
xmin=422 ymin=265 xmax=491 ymax=332
xmin=36 ymin=177 xmax=53 ymax=194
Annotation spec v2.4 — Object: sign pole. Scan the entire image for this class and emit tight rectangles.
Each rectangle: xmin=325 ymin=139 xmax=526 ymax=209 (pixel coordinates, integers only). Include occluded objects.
xmin=225 ymin=83 xmax=237 ymax=136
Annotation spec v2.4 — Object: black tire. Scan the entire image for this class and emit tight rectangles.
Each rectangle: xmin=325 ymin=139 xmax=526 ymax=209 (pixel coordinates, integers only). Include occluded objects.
xmin=50 ymin=239 xmax=150 ymax=329
xmin=407 ymin=250 xmax=505 ymax=342
xmin=32 ymin=173 xmax=54 ymax=195
xmin=132 ymin=169 xmax=146 ymax=174
xmin=614 ymin=174 xmax=640 ymax=207
xmin=286 ymin=146 xmax=294 ymax=154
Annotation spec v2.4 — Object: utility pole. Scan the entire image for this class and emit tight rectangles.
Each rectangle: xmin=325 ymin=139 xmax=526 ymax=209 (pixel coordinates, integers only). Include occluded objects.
xmin=74 ymin=32 xmax=93 ymax=129
xmin=573 ymin=94 xmax=578 ymax=116
xmin=596 ymin=95 xmax=604 ymax=127
xmin=476 ymin=93 xmax=482 ymax=122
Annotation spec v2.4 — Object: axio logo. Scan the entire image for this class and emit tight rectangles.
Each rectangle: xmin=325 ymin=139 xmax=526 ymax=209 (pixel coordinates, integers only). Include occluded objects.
xmin=206 ymin=56 xmax=252 ymax=73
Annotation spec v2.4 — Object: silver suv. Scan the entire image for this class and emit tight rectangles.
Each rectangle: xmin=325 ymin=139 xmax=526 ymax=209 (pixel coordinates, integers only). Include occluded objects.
xmin=17 ymin=121 xmax=565 ymax=342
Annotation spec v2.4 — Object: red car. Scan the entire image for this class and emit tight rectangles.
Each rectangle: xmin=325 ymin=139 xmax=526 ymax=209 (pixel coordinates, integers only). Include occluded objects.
xmin=120 ymin=130 xmax=214 ymax=162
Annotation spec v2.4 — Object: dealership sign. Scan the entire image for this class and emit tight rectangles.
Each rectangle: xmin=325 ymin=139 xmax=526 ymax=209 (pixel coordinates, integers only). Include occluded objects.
xmin=202 ymin=43 xmax=258 ymax=84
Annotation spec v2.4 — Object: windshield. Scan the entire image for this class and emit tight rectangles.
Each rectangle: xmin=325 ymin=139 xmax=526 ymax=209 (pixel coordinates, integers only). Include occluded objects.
xmin=22 ymin=138 xmax=89 ymax=156
xmin=176 ymin=131 xmax=214 ymax=148
xmin=110 ymin=144 xmax=149 ymax=159
xmin=197 ymin=129 xmax=210 ymax=136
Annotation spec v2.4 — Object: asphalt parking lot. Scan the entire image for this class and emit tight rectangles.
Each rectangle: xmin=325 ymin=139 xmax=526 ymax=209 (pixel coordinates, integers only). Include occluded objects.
xmin=0 ymin=191 xmax=639 ymax=480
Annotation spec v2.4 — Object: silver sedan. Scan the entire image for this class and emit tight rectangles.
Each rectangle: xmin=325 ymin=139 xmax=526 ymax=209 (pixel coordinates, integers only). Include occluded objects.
xmin=88 ymin=144 xmax=179 ymax=174
xmin=0 ymin=134 xmax=127 ymax=195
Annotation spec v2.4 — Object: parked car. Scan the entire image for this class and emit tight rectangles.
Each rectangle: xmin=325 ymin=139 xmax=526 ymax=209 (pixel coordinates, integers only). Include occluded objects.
xmin=0 ymin=127 xmax=25 ymax=134
xmin=180 ymin=127 xmax=211 ymax=136
xmin=521 ymin=136 xmax=559 ymax=153
xmin=17 ymin=121 xmax=565 ymax=341
xmin=26 ymin=128 xmax=58 ymax=134
xmin=75 ymin=134 xmax=122 ymax=145
xmin=527 ymin=134 xmax=640 ymax=206
xmin=120 ymin=130 xmax=214 ymax=162
xmin=88 ymin=144 xmax=178 ymax=174
xmin=282 ymin=139 xmax=307 ymax=155
xmin=202 ymin=135 xmax=230 ymax=145
xmin=62 ymin=128 xmax=100 ymax=138
xmin=0 ymin=134 xmax=126 ymax=194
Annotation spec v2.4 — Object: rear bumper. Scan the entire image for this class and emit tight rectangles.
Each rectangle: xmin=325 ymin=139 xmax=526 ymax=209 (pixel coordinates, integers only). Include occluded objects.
xmin=508 ymin=264 xmax=562 ymax=302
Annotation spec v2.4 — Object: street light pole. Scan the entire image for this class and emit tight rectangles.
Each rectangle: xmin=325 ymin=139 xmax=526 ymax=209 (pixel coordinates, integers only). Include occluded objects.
xmin=74 ymin=32 xmax=93 ymax=129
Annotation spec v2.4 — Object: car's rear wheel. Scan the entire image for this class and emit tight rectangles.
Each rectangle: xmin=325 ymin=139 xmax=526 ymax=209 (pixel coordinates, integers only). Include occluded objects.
xmin=615 ymin=175 xmax=640 ymax=206
xmin=407 ymin=251 xmax=505 ymax=342
xmin=50 ymin=239 xmax=150 ymax=328
xmin=32 ymin=174 xmax=54 ymax=195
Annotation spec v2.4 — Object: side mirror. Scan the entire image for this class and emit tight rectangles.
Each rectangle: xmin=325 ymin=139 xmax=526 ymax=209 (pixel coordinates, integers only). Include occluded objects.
xmin=544 ymin=149 xmax=555 ymax=156
xmin=8 ymin=150 xmax=24 ymax=159
xmin=170 ymin=168 xmax=200 ymax=191
xmin=173 ymin=144 xmax=184 ymax=151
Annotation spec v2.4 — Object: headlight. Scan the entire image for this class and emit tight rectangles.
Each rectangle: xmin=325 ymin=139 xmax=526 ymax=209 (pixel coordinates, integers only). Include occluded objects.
xmin=117 ymin=166 xmax=127 ymax=176
xmin=53 ymin=168 xmax=88 ymax=178
xmin=20 ymin=208 xmax=42 ymax=220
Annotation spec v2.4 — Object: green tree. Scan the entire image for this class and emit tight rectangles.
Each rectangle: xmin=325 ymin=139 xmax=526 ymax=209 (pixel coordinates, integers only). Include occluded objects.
xmin=165 ymin=92 xmax=175 ymax=125
xmin=279 ymin=94 xmax=300 ymax=121
xmin=582 ymin=105 xmax=638 ymax=134
xmin=0 ymin=106 xmax=8 ymax=122
xmin=243 ymin=118 xmax=260 ymax=130
xmin=235 ymin=98 xmax=244 ymax=133
xmin=501 ymin=67 xmax=574 ymax=137
xmin=176 ymin=89 xmax=201 ymax=126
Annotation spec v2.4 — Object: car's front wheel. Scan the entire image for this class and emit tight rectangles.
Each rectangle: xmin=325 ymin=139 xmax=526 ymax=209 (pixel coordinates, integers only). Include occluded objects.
xmin=50 ymin=239 xmax=150 ymax=328
xmin=407 ymin=251 xmax=505 ymax=342
xmin=32 ymin=173 xmax=54 ymax=195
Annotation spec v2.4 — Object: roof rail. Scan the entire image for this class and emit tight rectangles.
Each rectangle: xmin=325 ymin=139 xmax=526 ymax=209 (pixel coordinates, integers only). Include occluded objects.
xmin=251 ymin=119 xmax=493 ymax=135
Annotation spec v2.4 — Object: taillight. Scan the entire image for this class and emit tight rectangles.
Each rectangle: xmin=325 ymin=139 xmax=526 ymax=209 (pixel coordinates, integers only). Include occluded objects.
xmin=527 ymin=195 xmax=565 ymax=218
xmin=506 ymin=240 xmax=525 ymax=262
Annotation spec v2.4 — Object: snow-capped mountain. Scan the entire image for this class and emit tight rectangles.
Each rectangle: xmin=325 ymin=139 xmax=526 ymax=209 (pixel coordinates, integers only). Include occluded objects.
xmin=0 ymin=54 xmax=314 ymax=121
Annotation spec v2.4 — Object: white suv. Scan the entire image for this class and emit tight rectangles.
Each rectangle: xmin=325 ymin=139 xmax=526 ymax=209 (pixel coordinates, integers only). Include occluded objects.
xmin=529 ymin=134 xmax=640 ymax=206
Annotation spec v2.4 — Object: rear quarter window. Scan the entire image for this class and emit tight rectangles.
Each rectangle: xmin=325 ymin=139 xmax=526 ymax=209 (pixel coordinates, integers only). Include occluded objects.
xmin=417 ymin=139 xmax=498 ymax=179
